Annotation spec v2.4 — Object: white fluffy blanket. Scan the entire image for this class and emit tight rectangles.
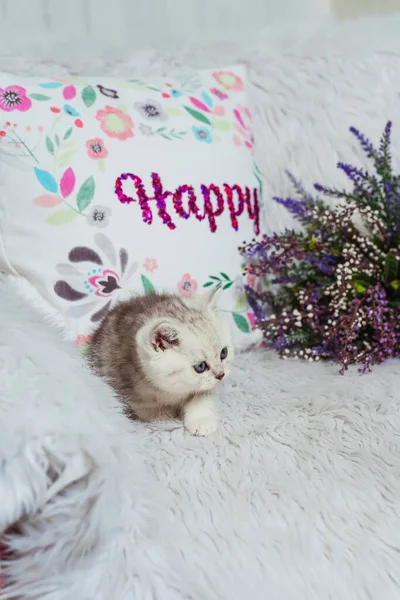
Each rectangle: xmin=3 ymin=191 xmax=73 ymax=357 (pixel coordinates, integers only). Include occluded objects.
xmin=0 ymin=278 xmax=201 ymax=600
xmin=2 ymin=12 xmax=400 ymax=600
xmin=2 ymin=273 xmax=400 ymax=600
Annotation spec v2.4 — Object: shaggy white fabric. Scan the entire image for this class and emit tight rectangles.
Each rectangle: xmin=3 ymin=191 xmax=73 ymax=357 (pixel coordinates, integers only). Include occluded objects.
xmin=0 ymin=277 xmax=201 ymax=600
xmin=1 ymin=12 xmax=400 ymax=600
xmin=2 ymin=276 xmax=400 ymax=600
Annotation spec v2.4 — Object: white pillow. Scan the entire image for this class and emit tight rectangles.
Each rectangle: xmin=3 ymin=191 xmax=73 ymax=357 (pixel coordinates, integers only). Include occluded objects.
xmin=0 ymin=66 xmax=261 ymax=349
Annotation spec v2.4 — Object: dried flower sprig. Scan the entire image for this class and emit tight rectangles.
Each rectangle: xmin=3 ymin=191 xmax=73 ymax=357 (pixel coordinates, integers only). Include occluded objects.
xmin=240 ymin=121 xmax=400 ymax=373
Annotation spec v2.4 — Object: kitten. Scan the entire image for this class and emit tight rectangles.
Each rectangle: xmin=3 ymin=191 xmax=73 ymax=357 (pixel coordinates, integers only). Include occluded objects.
xmin=88 ymin=288 xmax=233 ymax=436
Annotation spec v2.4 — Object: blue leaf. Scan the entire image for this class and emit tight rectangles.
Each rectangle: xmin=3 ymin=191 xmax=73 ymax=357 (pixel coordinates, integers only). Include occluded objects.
xmin=34 ymin=168 xmax=58 ymax=193
xmin=39 ymin=82 xmax=63 ymax=89
xmin=201 ymin=91 xmax=213 ymax=108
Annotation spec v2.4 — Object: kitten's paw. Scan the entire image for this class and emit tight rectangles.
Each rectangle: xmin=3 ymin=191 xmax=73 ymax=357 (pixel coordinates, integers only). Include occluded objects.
xmin=184 ymin=411 xmax=219 ymax=436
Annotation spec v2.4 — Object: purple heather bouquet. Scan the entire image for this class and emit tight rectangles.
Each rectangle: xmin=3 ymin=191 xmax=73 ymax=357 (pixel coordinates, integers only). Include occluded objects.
xmin=241 ymin=122 xmax=400 ymax=373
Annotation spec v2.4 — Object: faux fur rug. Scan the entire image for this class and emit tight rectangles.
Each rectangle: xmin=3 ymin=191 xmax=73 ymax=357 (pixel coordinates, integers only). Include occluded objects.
xmin=1 ymin=277 xmax=400 ymax=599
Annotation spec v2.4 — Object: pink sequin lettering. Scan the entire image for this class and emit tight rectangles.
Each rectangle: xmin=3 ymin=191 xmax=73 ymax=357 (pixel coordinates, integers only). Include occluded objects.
xmin=115 ymin=172 xmax=260 ymax=235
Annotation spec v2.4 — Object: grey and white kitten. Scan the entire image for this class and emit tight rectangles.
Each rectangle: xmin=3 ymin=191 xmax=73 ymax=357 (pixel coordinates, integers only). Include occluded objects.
xmin=88 ymin=288 xmax=233 ymax=436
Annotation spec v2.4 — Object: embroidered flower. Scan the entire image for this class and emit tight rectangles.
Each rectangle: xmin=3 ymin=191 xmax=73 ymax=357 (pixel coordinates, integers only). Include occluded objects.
xmin=178 ymin=273 xmax=198 ymax=298
xmin=86 ymin=138 xmax=108 ymax=160
xmin=212 ymin=105 xmax=225 ymax=116
xmin=139 ymin=124 xmax=154 ymax=136
xmin=246 ymin=272 xmax=258 ymax=289
xmin=134 ymin=99 xmax=168 ymax=122
xmin=233 ymin=104 xmax=254 ymax=151
xmin=192 ymin=126 xmax=212 ymax=144
xmin=171 ymin=89 xmax=183 ymax=98
xmin=96 ymin=105 xmax=134 ymax=140
xmin=247 ymin=312 xmax=256 ymax=329
xmin=0 ymin=85 xmax=32 ymax=112
xmin=87 ymin=205 xmax=111 ymax=228
xmin=64 ymin=104 xmax=80 ymax=117
xmin=212 ymin=72 xmax=243 ymax=92
xmin=75 ymin=334 xmax=93 ymax=348
xmin=97 ymin=85 xmax=119 ymax=99
xmin=210 ymin=87 xmax=228 ymax=101
xmin=143 ymin=257 xmax=158 ymax=273
xmin=63 ymin=85 xmax=76 ymax=100
xmin=54 ymin=233 xmax=138 ymax=323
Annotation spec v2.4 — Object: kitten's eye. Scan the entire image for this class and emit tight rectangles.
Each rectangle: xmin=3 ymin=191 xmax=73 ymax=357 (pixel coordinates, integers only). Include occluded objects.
xmin=193 ymin=361 xmax=208 ymax=374
xmin=220 ymin=347 xmax=228 ymax=360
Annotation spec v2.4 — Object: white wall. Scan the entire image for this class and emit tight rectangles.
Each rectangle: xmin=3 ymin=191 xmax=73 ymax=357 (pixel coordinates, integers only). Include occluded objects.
xmin=0 ymin=0 xmax=332 ymax=55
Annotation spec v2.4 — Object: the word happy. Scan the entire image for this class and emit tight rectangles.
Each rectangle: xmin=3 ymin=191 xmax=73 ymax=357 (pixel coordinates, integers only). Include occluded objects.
xmin=115 ymin=172 xmax=260 ymax=234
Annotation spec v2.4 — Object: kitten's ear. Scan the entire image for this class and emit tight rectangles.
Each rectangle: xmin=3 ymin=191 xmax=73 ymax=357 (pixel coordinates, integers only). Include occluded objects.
xmin=186 ymin=284 xmax=221 ymax=311
xmin=151 ymin=322 xmax=180 ymax=352
xmin=205 ymin=283 xmax=222 ymax=309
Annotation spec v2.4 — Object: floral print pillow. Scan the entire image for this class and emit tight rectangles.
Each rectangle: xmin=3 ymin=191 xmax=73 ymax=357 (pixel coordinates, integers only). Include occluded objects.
xmin=0 ymin=66 xmax=262 ymax=350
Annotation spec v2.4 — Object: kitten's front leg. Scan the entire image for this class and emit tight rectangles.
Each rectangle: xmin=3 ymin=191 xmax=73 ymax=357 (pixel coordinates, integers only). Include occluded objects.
xmin=183 ymin=393 xmax=218 ymax=436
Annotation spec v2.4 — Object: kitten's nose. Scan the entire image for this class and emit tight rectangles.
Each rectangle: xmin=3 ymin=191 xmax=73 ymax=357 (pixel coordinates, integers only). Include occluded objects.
xmin=215 ymin=371 xmax=225 ymax=381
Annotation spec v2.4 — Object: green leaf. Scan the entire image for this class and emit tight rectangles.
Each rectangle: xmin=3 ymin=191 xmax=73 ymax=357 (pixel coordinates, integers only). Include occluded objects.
xmin=57 ymin=149 xmax=78 ymax=167
xmin=232 ymin=312 xmax=250 ymax=334
xmin=234 ymin=295 xmax=248 ymax=311
xmin=120 ymin=82 xmax=143 ymax=91
xmin=46 ymin=209 xmax=77 ymax=225
xmin=97 ymin=159 xmax=106 ymax=173
xmin=63 ymin=127 xmax=73 ymax=141
xmin=351 ymin=273 xmax=376 ymax=294
xmin=183 ymin=105 xmax=211 ymax=125
xmin=353 ymin=280 xmax=368 ymax=293
xmin=29 ymin=93 xmax=51 ymax=101
xmin=141 ymin=274 xmax=155 ymax=294
xmin=308 ymin=234 xmax=317 ymax=250
xmin=166 ymin=107 xmax=184 ymax=116
xmin=209 ymin=276 xmax=221 ymax=281
xmin=55 ymin=134 xmax=60 ymax=146
xmin=82 ymin=85 xmax=96 ymax=108
xmin=203 ymin=281 xmax=214 ymax=288
xmin=214 ymin=119 xmax=231 ymax=131
xmin=384 ymin=252 xmax=399 ymax=286
xmin=45 ymin=136 xmax=55 ymax=155
xmin=76 ymin=176 xmax=95 ymax=212
xmin=220 ymin=272 xmax=230 ymax=281
xmin=223 ymin=282 xmax=234 ymax=290
xmin=391 ymin=280 xmax=400 ymax=290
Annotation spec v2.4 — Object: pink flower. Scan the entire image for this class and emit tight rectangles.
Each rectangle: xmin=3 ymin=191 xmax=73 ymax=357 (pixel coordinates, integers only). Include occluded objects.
xmin=232 ymin=104 xmax=254 ymax=151
xmin=212 ymin=105 xmax=225 ymax=116
xmin=177 ymin=273 xmax=198 ymax=298
xmin=86 ymin=137 xmax=108 ymax=160
xmin=210 ymin=87 xmax=228 ymax=101
xmin=247 ymin=312 xmax=256 ymax=329
xmin=0 ymin=85 xmax=32 ymax=112
xmin=246 ymin=272 xmax=258 ymax=288
xmin=74 ymin=334 xmax=93 ymax=348
xmin=96 ymin=105 xmax=134 ymax=141
xmin=212 ymin=72 xmax=243 ymax=92
xmin=143 ymin=257 xmax=158 ymax=273
xmin=63 ymin=85 xmax=76 ymax=100
xmin=233 ymin=134 xmax=241 ymax=147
